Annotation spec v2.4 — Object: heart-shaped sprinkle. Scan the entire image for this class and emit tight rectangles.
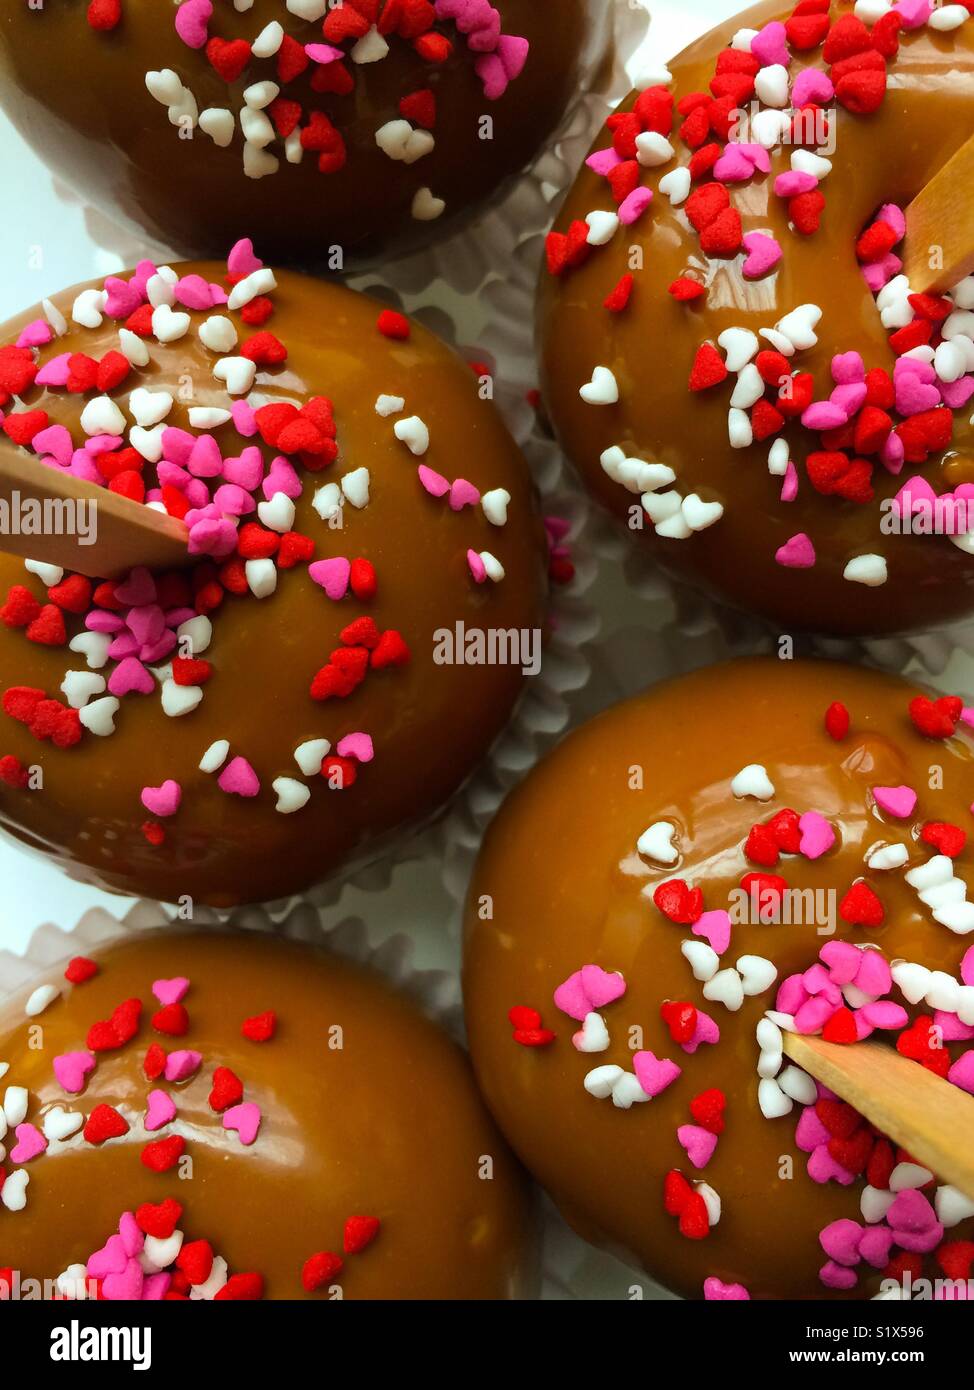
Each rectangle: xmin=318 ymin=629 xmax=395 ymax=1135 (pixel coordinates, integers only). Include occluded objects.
xmin=141 ymin=781 xmax=182 ymax=818
xmin=553 ymin=965 xmax=626 ymax=1021
xmin=632 ymin=1049 xmax=682 ymax=1098
xmin=222 ymin=1101 xmax=261 ymax=1146
xmin=571 ymin=1011 xmax=609 ymax=1053
xmin=10 ymin=1122 xmax=48 ymax=1163
xmin=677 ymin=1123 xmax=718 ymax=1170
xmin=164 ymin=1050 xmax=202 ymax=1083
xmin=53 ymin=1050 xmax=96 ymax=1095
xmin=692 ymin=909 xmax=731 ymax=956
xmin=873 ymin=785 xmax=917 ymax=819
xmin=144 ymin=1089 xmax=177 ymax=1133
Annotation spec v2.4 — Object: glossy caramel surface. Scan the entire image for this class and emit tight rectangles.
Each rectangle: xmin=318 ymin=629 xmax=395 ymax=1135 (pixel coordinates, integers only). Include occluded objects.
xmin=0 ymin=930 xmax=534 ymax=1298
xmin=0 ymin=265 xmax=546 ymax=906
xmin=539 ymin=0 xmax=974 ymax=635
xmin=464 ymin=658 xmax=974 ymax=1298
xmin=0 ymin=0 xmax=601 ymax=266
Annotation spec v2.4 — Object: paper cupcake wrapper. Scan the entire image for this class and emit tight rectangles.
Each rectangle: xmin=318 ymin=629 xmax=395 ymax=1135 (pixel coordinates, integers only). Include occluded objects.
xmin=0 ymin=901 xmax=663 ymax=1301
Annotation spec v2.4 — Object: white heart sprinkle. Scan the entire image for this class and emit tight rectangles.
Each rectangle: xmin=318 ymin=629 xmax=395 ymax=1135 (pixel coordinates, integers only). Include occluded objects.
xmin=273 ymin=777 xmax=311 ymax=814
xmin=579 ymin=366 xmax=619 ymax=405
xmin=78 ymin=696 xmax=119 ymax=737
xmin=199 ymin=740 xmax=230 ymax=774
xmin=731 ymin=763 xmax=775 ymax=800
xmin=637 ymin=820 xmax=678 ymax=864
xmin=294 ymin=739 xmax=331 ymax=776
xmin=572 ymin=1011 xmax=610 ymax=1054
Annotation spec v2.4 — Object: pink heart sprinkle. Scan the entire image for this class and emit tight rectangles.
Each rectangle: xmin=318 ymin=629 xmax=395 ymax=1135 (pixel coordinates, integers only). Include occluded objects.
xmin=118 ymin=1211 xmax=144 ymax=1258
xmin=308 ymin=557 xmax=350 ymax=601
xmin=820 ymin=1260 xmax=858 ymax=1290
xmin=32 ymin=424 xmax=73 ymax=465
xmin=888 ymin=1188 xmax=937 ymax=1233
xmin=677 ymin=1123 xmax=718 ymax=1169
xmin=741 ymin=231 xmax=782 ymax=280
xmin=174 ymin=0 xmax=212 ymax=50
xmin=831 ymin=351 xmax=865 ymax=386
xmin=227 ymin=238 xmax=262 ymax=278
xmin=261 ymin=456 xmax=300 ymax=500
xmin=795 ymin=1106 xmax=831 ymax=1153
xmin=820 ymin=1218 xmax=864 ymax=1267
xmin=218 ymin=757 xmax=260 ymax=799
xmin=858 ymin=1225 xmax=894 ymax=1269
xmin=113 ymin=566 xmax=156 ymax=607
xmin=418 ymin=465 xmax=450 ymax=497
xmin=799 ymin=811 xmax=835 ymax=860
xmin=682 ymin=1007 xmax=720 ymax=1055
xmin=587 ymin=147 xmax=622 ymax=176
xmin=713 ymin=146 xmax=756 ymax=184
xmin=223 ymin=1101 xmax=261 ymax=1146
xmin=619 ymin=187 xmax=653 ymax=226
xmin=36 ymin=353 xmax=72 ymax=387
xmin=553 ymin=965 xmax=625 ymax=1021
xmin=449 ymin=478 xmax=481 ymax=511
xmin=776 ymin=972 xmax=809 ymax=1015
xmin=774 ymin=170 xmax=818 ymax=198
xmin=948 ymin=1050 xmax=974 ymax=1095
xmin=231 ymin=400 xmax=258 ymax=437
xmin=102 ymin=1258 xmax=145 ymax=1302
xmin=165 ymin=1049 xmax=202 ymax=1083
xmin=854 ymin=949 xmax=891 ymax=997
xmin=692 ymin=909 xmax=731 ymax=955
xmin=935 ymin=1009 xmax=974 ymax=1042
xmin=780 ymin=460 xmax=799 ymax=502
xmin=802 ymin=401 xmax=849 ymax=431
xmin=633 ymin=1049 xmax=681 ymax=1098
xmin=775 ymin=532 xmax=815 ymax=569
xmin=223 ymin=447 xmax=265 ymax=492
xmin=11 ymin=1122 xmax=48 ymax=1163
xmin=336 ymin=732 xmax=374 ymax=763
xmin=144 ymin=1089 xmax=177 ymax=1132
xmin=152 ymin=977 xmax=190 ymax=1007
xmin=860 ymin=1001 xmax=907 ymax=1030
xmin=819 ymin=940 xmax=862 ymax=986
xmin=896 ymin=375 xmax=942 ymax=417
xmin=17 ymin=319 xmax=53 ymax=349
xmin=704 ymin=1277 xmax=750 ymax=1301
xmin=53 ymin=1050 xmax=96 ymax=1095
xmin=174 ymin=273 xmax=218 ymax=310
xmin=467 ymin=550 xmax=487 ymax=583
xmin=872 ymin=785 xmax=917 ymax=819
xmin=791 ymin=68 xmax=833 ymax=106
xmin=102 ymin=276 xmax=145 ymax=320
xmin=751 ymin=19 xmax=790 ymax=67
xmin=141 ymin=780 xmax=182 ymax=818
xmin=807 ymin=1143 xmax=856 ymax=1186
xmin=142 ymin=1272 xmax=172 ymax=1300
xmin=87 ymin=1234 xmax=129 ymax=1279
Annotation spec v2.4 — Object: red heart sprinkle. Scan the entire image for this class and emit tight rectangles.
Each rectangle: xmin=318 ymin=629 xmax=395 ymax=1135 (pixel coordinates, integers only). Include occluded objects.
xmin=241 ymin=1011 xmax=276 ymax=1043
xmin=343 ymin=1215 xmax=381 ymax=1255
xmin=84 ymin=1104 xmax=129 ymax=1145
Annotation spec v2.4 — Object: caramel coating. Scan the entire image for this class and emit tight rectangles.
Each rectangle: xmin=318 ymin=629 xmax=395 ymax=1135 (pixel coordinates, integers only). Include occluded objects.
xmin=0 ymin=0 xmax=604 ymax=266
xmin=0 ymin=265 xmax=546 ymax=906
xmin=0 ymin=930 xmax=534 ymax=1298
xmin=463 ymin=658 xmax=974 ymax=1298
xmin=538 ymin=0 xmax=974 ymax=636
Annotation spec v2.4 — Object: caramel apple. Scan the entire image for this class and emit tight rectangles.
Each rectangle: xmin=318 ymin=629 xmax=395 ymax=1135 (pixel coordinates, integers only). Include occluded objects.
xmin=538 ymin=0 xmax=974 ymax=636
xmin=0 ymin=929 xmax=534 ymax=1299
xmin=0 ymin=242 xmax=546 ymax=906
xmin=0 ymin=0 xmax=606 ymax=266
xmin=464 ymin=657 xmax=974 ymax=1298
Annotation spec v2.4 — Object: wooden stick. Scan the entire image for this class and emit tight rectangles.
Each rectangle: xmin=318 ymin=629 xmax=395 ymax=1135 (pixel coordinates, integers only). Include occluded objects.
xmin=903 ymin=131 xmax=974 ymax=295
xmin=0 ymin=451 xmax=190 ymax=578
xmin=784 ymin=1032 xmax=974 ymax=1200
